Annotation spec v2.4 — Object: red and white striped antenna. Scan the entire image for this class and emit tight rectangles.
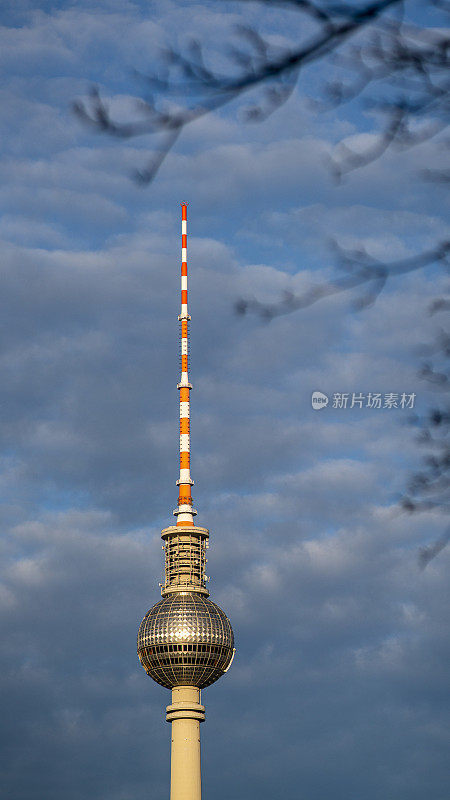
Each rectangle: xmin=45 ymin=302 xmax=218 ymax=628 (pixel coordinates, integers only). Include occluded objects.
xmin=174 ymin=203 xmax=196 ymax=526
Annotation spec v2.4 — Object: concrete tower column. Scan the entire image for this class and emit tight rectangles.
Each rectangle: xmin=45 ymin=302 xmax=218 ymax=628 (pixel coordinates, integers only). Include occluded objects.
xmin=166 ymin=686 xmax=205 ymax=800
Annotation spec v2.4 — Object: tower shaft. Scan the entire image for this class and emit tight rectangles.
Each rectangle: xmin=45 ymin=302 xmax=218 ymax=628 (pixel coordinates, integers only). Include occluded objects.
xmin=166 ymin=686 xmax=205 ymax=800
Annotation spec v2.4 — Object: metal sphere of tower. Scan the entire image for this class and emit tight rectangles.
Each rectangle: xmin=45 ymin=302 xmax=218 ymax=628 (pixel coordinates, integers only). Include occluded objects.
xmin=137 ymin=204 xmax=234 ymax=800
xmin=137 ymin=592 xmax=234 ymax=689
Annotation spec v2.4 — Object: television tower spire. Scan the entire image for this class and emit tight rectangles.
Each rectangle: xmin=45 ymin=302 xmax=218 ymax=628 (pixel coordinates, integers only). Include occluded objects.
xmin=137 ymin=204 xmax=235 ymax=800
xmin=175 ymin=203 xmax=196 ymax=526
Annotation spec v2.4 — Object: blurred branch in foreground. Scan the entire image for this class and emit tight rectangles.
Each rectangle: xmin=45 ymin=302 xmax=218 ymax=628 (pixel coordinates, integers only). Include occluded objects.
xmin=401 ymin=311 xmax=450 ymax=567
xmin=236 ymin=240 xmax=450 ymax=319
xmin=73 ymin=0 xmax=422 ymax=183
xmin=418 ymin=529 xmax=450 ymax=569
xmin=72 ymin=0 xmax=450 ymax=565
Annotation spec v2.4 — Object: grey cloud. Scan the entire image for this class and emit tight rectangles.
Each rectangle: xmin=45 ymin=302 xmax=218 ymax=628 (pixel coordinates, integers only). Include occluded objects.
xmin=265 ymin=204 xmax=449 ymax=262
xmin=1 ymin=491 xmax=447 ymax=799
xmin=1 ymin=2 xmax=448 ymax=799
xmin=0 ymin=222 xmax=436 ymax=528
xmin=0 ymin=215 xmax=68 ymax=248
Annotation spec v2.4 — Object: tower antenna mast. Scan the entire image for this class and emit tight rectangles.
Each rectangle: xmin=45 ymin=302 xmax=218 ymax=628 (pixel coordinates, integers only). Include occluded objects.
xmin=175 ymin=203 xmax=196 ymax=526
xmin=137 ymin=204 xmax=235 ymax=800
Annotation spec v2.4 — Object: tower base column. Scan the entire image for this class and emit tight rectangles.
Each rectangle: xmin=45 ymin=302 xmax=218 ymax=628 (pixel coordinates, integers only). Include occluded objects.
xmin=166 ymin=686 xmax=205 ymax=800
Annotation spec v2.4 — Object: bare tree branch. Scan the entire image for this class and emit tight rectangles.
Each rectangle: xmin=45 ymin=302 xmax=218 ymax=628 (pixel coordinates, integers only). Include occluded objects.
xmin=401 ymin=318 xmax=450 ymax=543
xmin=236 ymin=240 xmax=450 ymax=319
xmin=72 ymin=0 xmax=450 ymax=564
xmin=74 ymin=0 xmax=405 ymax=182
xmin=418 ymin=529 xmax=450 ymax=568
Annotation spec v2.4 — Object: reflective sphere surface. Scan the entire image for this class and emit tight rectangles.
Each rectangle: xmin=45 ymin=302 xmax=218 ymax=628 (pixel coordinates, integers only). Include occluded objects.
xmin=137 ymin=592 xmax=234 ymax=689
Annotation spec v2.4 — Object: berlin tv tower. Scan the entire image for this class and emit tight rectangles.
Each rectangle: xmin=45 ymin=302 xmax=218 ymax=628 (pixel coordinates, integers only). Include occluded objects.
xmin=137 ymin=204 xmax=235 ymax=800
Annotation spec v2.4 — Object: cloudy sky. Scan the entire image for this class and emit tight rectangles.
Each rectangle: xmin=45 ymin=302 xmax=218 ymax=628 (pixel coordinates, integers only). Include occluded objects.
xmin=1 ymin=2 xmax=449 ymax=799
